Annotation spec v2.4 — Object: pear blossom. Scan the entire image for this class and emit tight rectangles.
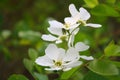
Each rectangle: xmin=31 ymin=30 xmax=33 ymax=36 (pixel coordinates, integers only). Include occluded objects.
xmin=65 ymin=4 xmax=101 ymax=28
xmin=74 ymin=42 xmax=94 ymax=60
xmin=42 ymin=20 xmax=80 ymax=44
xmin=35 ymin=44 xmax=82 ymax=71
xmin=49 ymin=19 xmax=79 ymax=30
xmin=41 ymin=27 xmax=69 ymax=44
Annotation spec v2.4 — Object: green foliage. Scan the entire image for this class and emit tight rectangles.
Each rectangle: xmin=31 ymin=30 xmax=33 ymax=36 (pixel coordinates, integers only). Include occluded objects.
xmin=61 ymin=67 xmax=79 ymax=80
xmin=0 ymin=46 xmax=11 ymax=60
xmin=34 ymin=72 xmax=48 ymax=80
xmin=19 ymin=30 xmax=41 ymax=44
xmin=105 ymin=0 xmax=116 ymax=4
xmin=1 ymin=0 xmax=120 ymax=80
xmin=1 ymin=30 xmax=11 ymax=39
xmin=91 ymin=4 xmax=120 ymax=17
xmin=23 ymin=48 xmax=49 ymax=80
xmin=104 ymin=41 xmax=120 ymax=57
xmin=8 ymin=74 xmax=28 ymax=80
xmin=83 ymin=71 xmax=108 ymax=80
xmin=28 ymin=48 xmax=38 ymax=61
xmin=111 ymin=61 xmax=120 ymax=68
xmin=84 ymin=0 xmax=99 ymax=8
xmin=106 ymin=74 xmax=120 ymax=80
xmin=71 ymin=71 xmax=84 ymax=80
xmin=23 ymin=58 xmax=34 ymax=73
xmin=88 ymin=59 xmax=119 ymax=76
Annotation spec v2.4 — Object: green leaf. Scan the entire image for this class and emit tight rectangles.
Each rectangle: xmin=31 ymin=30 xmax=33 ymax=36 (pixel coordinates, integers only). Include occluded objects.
xmin=104 ymin=41 xmax=120 ymax=57
xmin=1 ymin=46 xmax=11 ymax=60
xmin=28 ymin=48 xmax=38 ymax=60
xmin=105 ymin=0 xmax=116 ymax=4
xmin=1 ymin=30 xmax=11 ymax=39
xmin=23 ymin=58 xmax=34 ymax=72
xmin=61 ymin=67 xmax=79 ymax=80
xmin=34 ymin=64 xmax=43 ymax=73
xmin=116 ymin=2 xmax=120 ymax=10
xmin=72 ymin=71 xmax=84 ymax=80
xmin=106 ymin=73 xmax=120 ymax=80
xmin=87 ymin=59 xmax=119 ymax=76
xmin=18 ymin=30 xmax=41 ymax=43
xmin=34 ymin=72 xmax=48 ymax=80
xmin=84 ymin=71 xmax=108 ymax=80
xmin=8 ymin=74 xmax=28 ymax=80
xmin=110 ymin=61 xmax=120 ymax=68
xmin=91 ymin=4 xmax=120 ymax=17
xmin=84 ymin=0 xmax=99 ymax=8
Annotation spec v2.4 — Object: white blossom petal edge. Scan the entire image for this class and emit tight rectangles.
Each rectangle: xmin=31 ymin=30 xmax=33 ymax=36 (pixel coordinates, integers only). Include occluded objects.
xmin=68 ymin=4 xmax=102 ymax=28
xmin=74 ymin=42 xmax=94 ymax=60
xmin=35 ymin=44 xmax=82 ymax=71
xmin=80 ymin=55 xmax=94 ymax=60
xmin=75 ymin=42 xmax=89 ymax=52
xmin=41 ymin=27 xmax=68 ymax=44
xmin=41 ymin=34 xmax=57 ymax=41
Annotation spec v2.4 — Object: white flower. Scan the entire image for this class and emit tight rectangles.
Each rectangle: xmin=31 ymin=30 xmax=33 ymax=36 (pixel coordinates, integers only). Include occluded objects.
xmin=65 ymin=4 xmax=101 ymax=28
xmin=41 ymin=27 xmax=68 ymax=44
xmin=68 ymin=28 xmax=80 ymax=47
xmin=49 ymin=19 xmax=79 ymax=30
xmin=35 ymin=44 xmax=82 ymax=71
xmin=41 ymin=20 xmax=80 ymax=44
xmin=74 ymin=42 xmax=94 ymax=60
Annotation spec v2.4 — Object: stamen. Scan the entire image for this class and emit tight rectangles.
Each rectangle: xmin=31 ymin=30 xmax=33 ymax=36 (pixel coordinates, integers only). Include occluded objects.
xmin=64 ymin=23 xmax=70 ymax=29
xmin=59 ymin=35 xmax=67 ymax=41
xmin=55 ymin=61 xmax=62 ymax=67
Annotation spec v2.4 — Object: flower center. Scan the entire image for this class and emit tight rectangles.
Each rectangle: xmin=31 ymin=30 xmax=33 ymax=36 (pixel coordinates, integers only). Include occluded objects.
xmin=59 ymin=35 xmax=67 ymax=41
xmin=64 ymin=23 xmax=70 ymax=29
xmin=55 ymin=61 xmax=62 ymax=67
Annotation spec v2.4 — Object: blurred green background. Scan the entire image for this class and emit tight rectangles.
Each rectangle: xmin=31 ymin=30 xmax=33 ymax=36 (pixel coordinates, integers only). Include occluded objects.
xmin=0 ymin=0 xmax=120 ymax=80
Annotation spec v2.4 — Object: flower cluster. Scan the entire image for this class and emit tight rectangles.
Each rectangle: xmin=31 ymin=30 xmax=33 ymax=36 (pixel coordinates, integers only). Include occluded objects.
xmin=35 ymin=4 xmax=101 ymax=71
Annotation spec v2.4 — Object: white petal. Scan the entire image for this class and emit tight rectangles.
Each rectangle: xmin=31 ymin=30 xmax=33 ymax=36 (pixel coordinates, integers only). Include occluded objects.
xmin=79 ymin=7 xmax=90 ymax=20
xmin=68 ymin=28 xmax=80 ymax=47
xmin=64 ymin=61 xmax=82 ymax=69
xmin=55 ymin=39 xmax=62 ymax=44
xmin=69 ymin=24 xmax=80 ymax=30
xmin=57 ymin=48 xmax=66 ymax=60
xmin=48 ymin=27 xmax=63 ymax=36
xmin=68 ymin=34 xmax=75 ymax=47
xmin=85 ymin=23 xmax=102 ymax=28
xmin=80 ymin=55 xmax=94 ymax=60
xmin=41 ymin=34 xmax=57 ymax=41
xmin=45 ymin=67 xmax=62 ymax=71
xmin=63 ymin=48 xmax=80 ymax=61
xmin=45 ymin=44 xmax=59 ymax=60
xmin=63 ymin=68 xmax=72 ymax=71
xmin=69 ymin=4 xmax=79 ymax=17
xmin=70 ymin=27 xmax=80 ymax=34
xmin=35 ymin=56 xmax=54 ymax=66
xmin=64 ymin=17 xmax=77 ymax=25
xmin=75 ymin=42 xmax=89 ymax=52
xmin=49 ymin=20 xmax=63 ymax=28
